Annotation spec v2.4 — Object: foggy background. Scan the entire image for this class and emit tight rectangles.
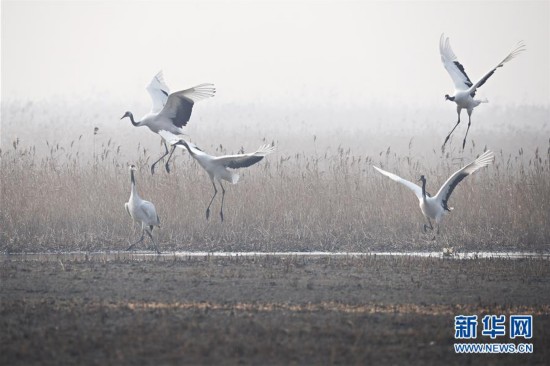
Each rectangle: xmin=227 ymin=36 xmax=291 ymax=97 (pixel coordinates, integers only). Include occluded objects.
xmin=1 ymin=0 xmax=549 ymax=161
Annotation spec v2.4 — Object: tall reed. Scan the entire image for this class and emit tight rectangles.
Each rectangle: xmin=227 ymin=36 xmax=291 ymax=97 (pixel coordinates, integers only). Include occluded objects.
xmin=1 ymin=131 xmax=548 ymax=253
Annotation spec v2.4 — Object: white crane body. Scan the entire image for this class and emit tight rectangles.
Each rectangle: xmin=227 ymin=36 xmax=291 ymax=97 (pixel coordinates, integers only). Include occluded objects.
xmin=125 ymin=165 xmax=161 ymax=253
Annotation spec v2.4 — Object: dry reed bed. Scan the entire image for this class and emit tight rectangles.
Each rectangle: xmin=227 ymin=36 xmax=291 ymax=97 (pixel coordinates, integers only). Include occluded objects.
xmin=1 ymin=137 xmax=549 ymax=253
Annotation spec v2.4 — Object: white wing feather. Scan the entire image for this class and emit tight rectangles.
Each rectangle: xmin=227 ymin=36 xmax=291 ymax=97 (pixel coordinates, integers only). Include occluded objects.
xmin=146 ymin=71 xmax=170 ymax=114
xmin=124 ymin=202 xmax=131 ymax=218
xmin=139 ymin=201 xmax=160 ymax=226
xmin=468 ymin=42 xmax=526 ymax=94
xmin=440 ymin=33 xmax=473 ymax=91
xmin=157 ymin=130 xmax=185 ymax=146
xmin=373 ymin=166 xmax=423 ymax=200
xmin=178 ymin=83 xmax=216 ymax=103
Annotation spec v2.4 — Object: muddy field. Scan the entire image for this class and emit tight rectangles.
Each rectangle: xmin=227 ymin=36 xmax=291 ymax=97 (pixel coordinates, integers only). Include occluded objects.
xmin=1 ymin=255 xmax=549 ymax=365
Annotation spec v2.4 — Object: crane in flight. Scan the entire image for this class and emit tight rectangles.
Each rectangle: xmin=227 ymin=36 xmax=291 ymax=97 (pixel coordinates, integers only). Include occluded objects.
xmin=175 ymin=139 xmax=275 ymax=222
xmin=121 ymin=71 xmax=215 ymax=174
xmin=440 ymin=34 xmax=525 ymax=150
xmin=373 ymin=150 xmax=494 ymax=234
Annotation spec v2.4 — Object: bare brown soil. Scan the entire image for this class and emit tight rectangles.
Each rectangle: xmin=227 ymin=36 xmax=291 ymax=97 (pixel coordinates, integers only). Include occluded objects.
xmin=1 ymin=256 xmax=549 ymax=365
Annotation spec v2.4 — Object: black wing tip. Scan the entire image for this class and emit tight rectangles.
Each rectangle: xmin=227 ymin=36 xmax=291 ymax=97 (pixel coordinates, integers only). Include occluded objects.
xmin=453 ymin=61 xmax=473 ymax=86
xmin=226 ymin=155 xmax=264 ymax=169
xmin=444 ymin=171 xmax=469 ymax=205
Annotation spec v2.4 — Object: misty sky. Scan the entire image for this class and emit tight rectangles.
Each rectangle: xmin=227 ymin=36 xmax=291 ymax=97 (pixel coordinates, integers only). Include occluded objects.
xmin=2 ymin=0 xmax=549 ymax=108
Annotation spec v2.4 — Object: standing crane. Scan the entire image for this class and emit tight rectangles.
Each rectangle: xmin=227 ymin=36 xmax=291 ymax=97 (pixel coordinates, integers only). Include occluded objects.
xmin=125 ymin=165 xmax=161 ymax=253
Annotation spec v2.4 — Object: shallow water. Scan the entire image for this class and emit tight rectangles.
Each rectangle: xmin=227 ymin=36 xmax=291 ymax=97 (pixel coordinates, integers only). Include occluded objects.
xmin=1 ymin=251 xmax=549 ymax=262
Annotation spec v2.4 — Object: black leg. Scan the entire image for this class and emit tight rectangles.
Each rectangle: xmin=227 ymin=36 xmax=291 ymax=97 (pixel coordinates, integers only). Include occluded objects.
xmin=127 ymin=230 xmax=145 ymax=251
xmin=423 ymin=218 xmax=434 ymax=232
xmin=151 ymin=141 xmax=170 ymax=175
xmin=145 ymin=229 xmax=160 ymax=254
xmin=462 ymin=113 xmax=472 ymax=150
xmin=164 ymin=145 xmax=177 ymax=173
xmin=442 ymin=114 xmax=461 ymax=150
xmin=206 ymin=181 xmax=218 ymax=220
xmin=219 ymin=181 xmax=226 ymax=222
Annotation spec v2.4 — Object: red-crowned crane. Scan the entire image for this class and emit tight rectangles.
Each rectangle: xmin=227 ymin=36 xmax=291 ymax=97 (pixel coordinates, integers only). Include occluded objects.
xmin=121 ymin=71 xmax=215 ymax=174
xmin=440 ymin=34 xmax=525 ymax=149
xmin=125 ymin=165 xmax=161 ymax=253
xmin=373 ymin=150 xmax=494 ymax=233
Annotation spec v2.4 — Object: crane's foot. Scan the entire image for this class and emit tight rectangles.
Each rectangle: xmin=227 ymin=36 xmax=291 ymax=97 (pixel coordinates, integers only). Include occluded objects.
xmin=128 ymin=234 xmax=144 ymax=250
xmin=150 ymin=165 xmax=156 ymax=175
xmin=165 ymin=163 xmax=171 ymax=174
xmin=206 ymin=208 xmax=210 ymax=220
xmin=220 ymin=211 xmax=224 ymax=222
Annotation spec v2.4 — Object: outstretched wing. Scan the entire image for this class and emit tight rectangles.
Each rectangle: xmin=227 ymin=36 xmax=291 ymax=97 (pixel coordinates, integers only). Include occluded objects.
xmin=435 ymin=150 xmax=494 ymax=209
xmin=158 ymin=84 xmax=216 ymax=128
xmin=468 ymin=41 xmax=525 ymax=97
xmin=214 ymin=144 xmax=276 ymax=169
xmin=146 ymin=71 xmax=170 ymax=114
xmin=440 ymin=33 xmax=474 ymax=91
xmin=373 ymin=166 xmax=423 ymax=200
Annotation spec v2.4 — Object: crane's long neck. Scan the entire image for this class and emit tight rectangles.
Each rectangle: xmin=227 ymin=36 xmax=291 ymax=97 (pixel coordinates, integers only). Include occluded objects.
xmin=177 ymin=140 xmax=195 ymax=158
xmin=421 ymin=178 xmax=427 ymax=200
xmin=128 ymin=113 xmax=139 ymax=127
xmin=130 ymin=170 xmax=138 ymax=197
